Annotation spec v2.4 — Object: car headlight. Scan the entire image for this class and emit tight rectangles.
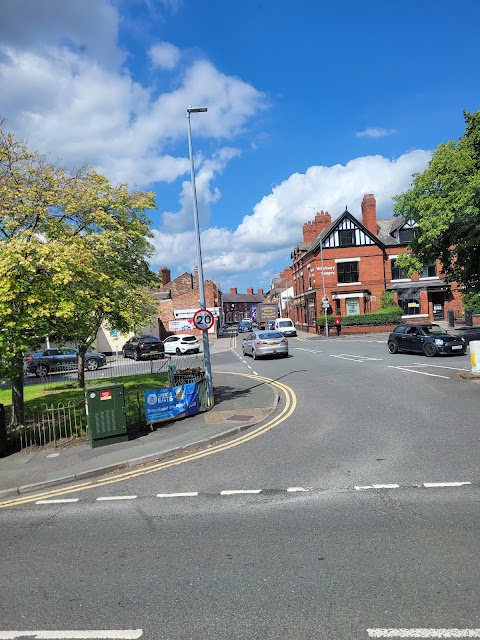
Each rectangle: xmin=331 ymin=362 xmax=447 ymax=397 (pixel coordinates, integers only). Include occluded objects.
xmin=461 ymin=337 xmax=466 ymax=343
xmin=434 ymin=339 xmax=444 ymax=346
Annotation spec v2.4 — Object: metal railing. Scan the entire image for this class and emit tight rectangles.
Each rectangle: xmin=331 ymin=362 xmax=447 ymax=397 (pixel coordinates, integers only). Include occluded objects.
xmin=6 ymin=401 xmax=87 ymax=451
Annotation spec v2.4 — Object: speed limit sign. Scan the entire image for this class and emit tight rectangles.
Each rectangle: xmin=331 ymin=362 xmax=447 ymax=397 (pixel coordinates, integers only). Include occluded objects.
xmin=193 ymin=309 xmax=214 ymax=331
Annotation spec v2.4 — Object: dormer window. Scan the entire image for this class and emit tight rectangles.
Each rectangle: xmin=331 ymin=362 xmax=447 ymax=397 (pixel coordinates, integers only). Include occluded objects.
xmin=399 ymin=227 xmax=415 ymax=243
xmin=338 ymin=229 xmax=355 ymax=247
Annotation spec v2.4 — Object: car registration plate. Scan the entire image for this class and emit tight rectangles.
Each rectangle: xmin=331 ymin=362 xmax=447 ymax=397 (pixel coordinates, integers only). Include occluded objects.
xmin=150 ymin=350 xmax=158 ymax=354
xmin=270 ymin=343 xmax=280 ymax=346
xmin=451 ymin=345 xmax=462 ymax=350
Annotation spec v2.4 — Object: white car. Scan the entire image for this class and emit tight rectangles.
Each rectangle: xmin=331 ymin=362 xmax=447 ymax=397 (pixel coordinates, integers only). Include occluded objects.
xmin=163 ymin=334 xmax=200 ymax=355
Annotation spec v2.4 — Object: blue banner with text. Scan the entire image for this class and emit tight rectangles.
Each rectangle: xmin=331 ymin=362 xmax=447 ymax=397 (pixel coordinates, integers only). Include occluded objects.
xmin=144 ymin=383 xmax=199 ymax=424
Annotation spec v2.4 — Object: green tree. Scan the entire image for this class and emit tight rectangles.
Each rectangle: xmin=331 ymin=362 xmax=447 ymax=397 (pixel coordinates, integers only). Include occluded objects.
xmin=394 ymin=109 xmax=480 ymax=296
xmin=0 ymin=122 xmax=157 ymax=425
xmin=379 ymin=290 xmax=396 ymax=308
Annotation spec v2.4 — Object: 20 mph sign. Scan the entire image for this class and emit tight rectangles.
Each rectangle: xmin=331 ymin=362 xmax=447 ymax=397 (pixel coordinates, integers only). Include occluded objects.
xmin=193 ymin=309 xmax=214 ymax=331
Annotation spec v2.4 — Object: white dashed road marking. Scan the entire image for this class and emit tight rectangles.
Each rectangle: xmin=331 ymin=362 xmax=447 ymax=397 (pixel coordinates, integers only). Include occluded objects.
xmin=295 ymin=347 xmax=324 ymax=354
xmin=368 ymin=629 xmax=480 ymax=638
xmin=35 ymin=499 xmax=80 ymax=505
xmin=424 ymin=482 xmax=471 ymax=488
xmin=388 ymin=366 xmax=450 ymax=379
xmin=412 ymin=363 xmax=470 ymax=372
xmin=156 ymin=492 xmax=199 ymax=498
xmin=331 ymin=354 xmax=383 ymax=362
xmin=355 ymin=484 xmax=400 ymax=490
xmin=0 ymin=631 xmax=143 ymax=639
xmin=96 ymin=496 xmax=137 ymax=501
xmin=287 ymin=487 xmax=309 ymax=492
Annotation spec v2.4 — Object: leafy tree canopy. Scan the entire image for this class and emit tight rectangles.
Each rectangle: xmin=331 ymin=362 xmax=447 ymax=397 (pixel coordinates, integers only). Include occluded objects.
xmin=394 ymin=109 xmax=480 ymax=294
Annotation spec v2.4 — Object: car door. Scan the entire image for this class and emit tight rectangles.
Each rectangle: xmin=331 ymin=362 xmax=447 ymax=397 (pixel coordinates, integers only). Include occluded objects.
xmin=163 ymin=337 xmax=178 ymax=354
xmin=243 ymin=332 xmax=254 ymax=355
xmin=59 ymin=348 xmax=78 ymax=370
xmin=404 ymin=326 xmax=423 ymax=352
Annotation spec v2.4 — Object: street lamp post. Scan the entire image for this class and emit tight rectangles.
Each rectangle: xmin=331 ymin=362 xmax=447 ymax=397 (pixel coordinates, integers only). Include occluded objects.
xmin=186 ymin=106 xmax=213 ymax=407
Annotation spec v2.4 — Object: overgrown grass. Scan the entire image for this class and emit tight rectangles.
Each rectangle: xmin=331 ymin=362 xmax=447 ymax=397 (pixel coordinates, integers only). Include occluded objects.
xmin=1 ymin=374 xmax=169 ymax=428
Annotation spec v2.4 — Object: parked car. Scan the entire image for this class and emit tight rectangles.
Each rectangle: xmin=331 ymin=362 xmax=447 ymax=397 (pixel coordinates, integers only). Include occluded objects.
xmin=163 ymin=334 xmax=200 ymax=355
xmin=25 ymin=348 xmax=107 ymax=376
xmin=122 ymin=335 xmax=165 ymax=360
xmin=387 ymin=323 xmax=467 ymax=357
xmin=238 ymin=320 xmax=253 ymax=333
xmin=454 ymin=326 xmax=480 ymax=345
xmin=242 ymin=330 xmax=288 ymax=359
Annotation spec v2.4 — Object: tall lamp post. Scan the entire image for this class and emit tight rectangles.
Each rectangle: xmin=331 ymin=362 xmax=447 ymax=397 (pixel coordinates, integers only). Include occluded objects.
xmin=186 ymin=106 xmax=213 ymax=407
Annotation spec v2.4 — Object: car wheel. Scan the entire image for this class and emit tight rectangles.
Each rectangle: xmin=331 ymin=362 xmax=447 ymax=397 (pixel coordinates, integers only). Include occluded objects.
xmin=242 ymin=347 xmax=247 ymax=356
xmin=252 ymin=349 xmax=257 ymax=360
xmin=35 ymin=364 xmax=49 ymax=377
xmin=85 ymin=358 xmax=99 ymax=371
xmin=176 ymin=347 xmax=182 ymax=355
xmin=122 ymin=349 xmax=128 ymax=359
xmin=388 ymin=341 xmax=399 ymax=354
xmin=424 ymin=343 xmax=437 ymax=357
xmin=133 ymin=350 xmax=139 ymax=361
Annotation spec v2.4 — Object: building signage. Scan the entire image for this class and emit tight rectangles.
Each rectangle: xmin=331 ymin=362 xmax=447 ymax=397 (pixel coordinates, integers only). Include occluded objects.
xmin=169 ymin=320 xmax=194 ymax=331
xmin=144 ymin=383 xmax=199 ymax=424
xmin=317 ymin=266 xmax=335 ymax=276
xmin=174 ymin=307 xmax=219 ymax=319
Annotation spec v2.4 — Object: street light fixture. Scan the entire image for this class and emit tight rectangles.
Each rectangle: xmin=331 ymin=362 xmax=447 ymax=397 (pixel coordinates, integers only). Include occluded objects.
xmin=186 ymin=105 xmax=213 ymax=407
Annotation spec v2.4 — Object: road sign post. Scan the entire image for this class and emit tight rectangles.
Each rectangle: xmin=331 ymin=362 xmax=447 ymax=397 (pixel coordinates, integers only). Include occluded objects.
xmin=322 ymin=297 xmax=329 ymax=337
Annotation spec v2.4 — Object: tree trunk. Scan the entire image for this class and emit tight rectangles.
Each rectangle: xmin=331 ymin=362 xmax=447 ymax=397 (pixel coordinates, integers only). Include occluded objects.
xmin=77 ymin=344 xmax=87 ymax=388
xmin=11 ymin=354 xmax=25 ymax=427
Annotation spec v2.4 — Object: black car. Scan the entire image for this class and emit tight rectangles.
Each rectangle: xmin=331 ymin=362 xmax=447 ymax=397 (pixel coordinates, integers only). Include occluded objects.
xmin=387 ymin=323 xmax=467 ymax=357
xmin=122 ymin=335 xmax=165 ymax=360
xmin=25 ymin=348 xmax=107 ymax=376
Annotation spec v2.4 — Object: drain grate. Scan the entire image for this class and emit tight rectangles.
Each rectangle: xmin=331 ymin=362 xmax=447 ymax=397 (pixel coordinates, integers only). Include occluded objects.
xmin=226 ymin=414 xmax=254 ymax=421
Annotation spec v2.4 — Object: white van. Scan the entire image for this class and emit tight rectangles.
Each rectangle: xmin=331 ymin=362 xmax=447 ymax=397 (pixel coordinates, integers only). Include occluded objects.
xmin=274 ymin=318 xmax=297 ymax=337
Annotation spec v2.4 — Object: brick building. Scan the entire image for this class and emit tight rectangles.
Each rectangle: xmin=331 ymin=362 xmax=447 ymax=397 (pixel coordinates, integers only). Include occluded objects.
xmin=221 ymin=288 xmax=265 ymax=324
xmin=155 ymin=267 xmax=220 ymax=338
xmin=291 ymin=194 xmax=463 ymax=333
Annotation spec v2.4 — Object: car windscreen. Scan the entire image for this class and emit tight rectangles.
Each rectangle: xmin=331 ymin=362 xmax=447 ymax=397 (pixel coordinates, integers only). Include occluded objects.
xmin=258 ymin=332 xmax=284 ymax=339
xmin=421 ymin=325 xmax=447 ymax=335
xmin=277 ymin=321 xmax=292 ymax=327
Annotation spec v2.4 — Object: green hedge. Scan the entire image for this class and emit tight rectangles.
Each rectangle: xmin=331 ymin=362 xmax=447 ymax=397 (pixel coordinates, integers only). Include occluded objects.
xmin=317 ymin=305 xmax=403 ymax=328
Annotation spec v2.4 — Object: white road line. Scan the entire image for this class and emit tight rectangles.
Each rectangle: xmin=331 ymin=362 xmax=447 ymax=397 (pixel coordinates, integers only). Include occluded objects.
xmin=0 ymin=632 xmax=143 ymax=639
xmin=96 ymin=496 xmax=137 ymax=501
xmin=388 ymin=366 xmax=450 ymax=379
xmin=252 ymin=370 xmax=258 ymax=375
xmin=367 ymin=629 xmax=480 ymax=638
xmin=220 ymin=489 xmax=262 ymax=495
xmin=412 ymin=363 xmax=470 ymax=371
xmin=424 ymin=482 xmax=471 ymax=488
xmin=295 ymin=347 xmax=324 ymax=353
xmin=354 ymin=484 xmax=400 ymax=491
xmin=156 ymin=492 xmax=199 ymax=498
xmin=287 ymin=487 xmax=309 ymax=492
xmin=330 ymin=354 xmax=365 ymax=362
xmin=35 ymin=499 xmax=80 ymax=505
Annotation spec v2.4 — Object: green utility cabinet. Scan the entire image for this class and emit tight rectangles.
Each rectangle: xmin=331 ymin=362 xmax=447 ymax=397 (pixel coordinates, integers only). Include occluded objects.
xmin=85 ymin=382 xmax=128 ymax=448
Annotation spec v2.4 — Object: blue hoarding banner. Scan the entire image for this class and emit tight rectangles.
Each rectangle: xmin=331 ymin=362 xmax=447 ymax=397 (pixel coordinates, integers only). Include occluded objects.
xmin=144 ymin=383 xmax=199 ymax=423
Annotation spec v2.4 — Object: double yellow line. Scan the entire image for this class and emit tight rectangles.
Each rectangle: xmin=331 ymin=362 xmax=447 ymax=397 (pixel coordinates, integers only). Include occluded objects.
xmin=0 ymin=372 xmax=296 ymax=509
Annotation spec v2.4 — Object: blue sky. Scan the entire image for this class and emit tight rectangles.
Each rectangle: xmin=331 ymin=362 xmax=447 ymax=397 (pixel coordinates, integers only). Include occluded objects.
xmin=1 ymin=0 xmax=479 ymax=291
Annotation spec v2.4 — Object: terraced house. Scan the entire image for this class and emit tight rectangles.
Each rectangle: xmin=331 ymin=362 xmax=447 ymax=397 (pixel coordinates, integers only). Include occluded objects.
xmin=291 ymin=194 xmax=463 ymax=333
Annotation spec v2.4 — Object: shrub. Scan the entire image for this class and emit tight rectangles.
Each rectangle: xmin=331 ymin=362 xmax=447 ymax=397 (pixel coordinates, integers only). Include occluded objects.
xmin=462 ymin=292 xmax=480 ymax=314
xmin=380 ymin=290 xmax=396 ymax=308
xmin=317 ymin=305 xmax=403 ymax=328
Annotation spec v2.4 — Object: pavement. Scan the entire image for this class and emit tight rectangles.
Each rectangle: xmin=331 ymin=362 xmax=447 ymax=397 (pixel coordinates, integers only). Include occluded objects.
xmin=0 ymin=336 xmax=278 ymax=498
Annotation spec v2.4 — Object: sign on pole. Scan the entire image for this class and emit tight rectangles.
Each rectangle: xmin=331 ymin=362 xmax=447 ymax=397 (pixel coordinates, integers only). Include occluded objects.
xmin=193 ymin=308 xmax=214 ymax=331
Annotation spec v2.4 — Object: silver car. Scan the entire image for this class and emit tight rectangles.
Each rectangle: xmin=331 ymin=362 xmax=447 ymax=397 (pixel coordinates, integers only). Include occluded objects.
xmin=242 ymin=331 xmax=288 ymax=360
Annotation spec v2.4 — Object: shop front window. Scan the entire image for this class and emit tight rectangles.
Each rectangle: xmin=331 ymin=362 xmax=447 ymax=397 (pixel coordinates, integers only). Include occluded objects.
xmin=345 ymin=298 xmax=360 ymax=315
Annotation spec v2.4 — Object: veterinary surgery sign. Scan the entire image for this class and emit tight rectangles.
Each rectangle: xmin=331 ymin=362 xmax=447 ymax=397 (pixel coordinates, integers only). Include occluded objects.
xmin=144 ymin=383 xmax=200 ymax=424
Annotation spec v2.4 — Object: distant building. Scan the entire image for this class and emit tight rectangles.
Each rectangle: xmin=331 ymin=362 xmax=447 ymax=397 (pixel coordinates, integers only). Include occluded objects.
xmin=290 ymin=194 xmax=463 ymax=333
xmin=221 ymin=288 xmax=265 ymax=324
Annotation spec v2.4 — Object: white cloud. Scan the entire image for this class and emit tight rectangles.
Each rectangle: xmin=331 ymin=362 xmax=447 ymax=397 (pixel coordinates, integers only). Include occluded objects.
xmin=151 ymin=150 xmax=432 ymax=280
xmin=149 ymin=42 xmax=180 ymax=70
xmin=0 ymin=5 xmax=267 ymax=186
xmin=356 ymin=127 xmax=398 ymax=138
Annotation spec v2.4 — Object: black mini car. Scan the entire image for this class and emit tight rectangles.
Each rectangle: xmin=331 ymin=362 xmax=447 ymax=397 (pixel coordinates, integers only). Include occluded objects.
xmin=387 ymin=323 xmax=467 ymax=357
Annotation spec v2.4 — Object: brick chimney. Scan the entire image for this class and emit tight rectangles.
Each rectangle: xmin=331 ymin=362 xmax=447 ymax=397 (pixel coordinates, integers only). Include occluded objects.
xmin=257 ymin=288 xmax=264 ymax=295
xmin=361 ymin=194 xmax=377 ymax=234
xmin=302 ymin=210 xmax=332 ymax=243
xmin=246 ymin=287 xmax=254 ymax=295
xmin=159 ymin=266 xmax=171 ymax=285
xmin=230 ymin=287 xmax=237 ymax=294
xmin=280 ymin=266 xmax=293 ymax=286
